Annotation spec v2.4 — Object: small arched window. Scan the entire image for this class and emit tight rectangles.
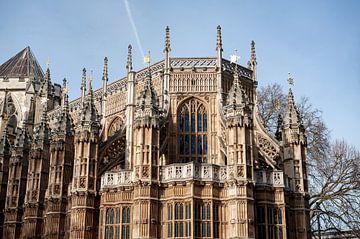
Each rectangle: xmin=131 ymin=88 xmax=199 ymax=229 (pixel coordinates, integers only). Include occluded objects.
xmin=178 ymin=99 xmax=208 ymax=163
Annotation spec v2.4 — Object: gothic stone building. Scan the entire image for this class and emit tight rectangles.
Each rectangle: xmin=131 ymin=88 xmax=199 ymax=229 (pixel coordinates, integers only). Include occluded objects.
xmin=0 ymin=26 xmax=310 ymax=239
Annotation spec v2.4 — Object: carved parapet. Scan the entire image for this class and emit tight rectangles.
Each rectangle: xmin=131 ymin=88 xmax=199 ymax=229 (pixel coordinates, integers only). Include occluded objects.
xmin=100 ymin=170 xmax=134 ymax=189
xmin=160 ymin=162 xmax=246 ymax=183
xmin=255 ymin=170 xmax=286 ymax=188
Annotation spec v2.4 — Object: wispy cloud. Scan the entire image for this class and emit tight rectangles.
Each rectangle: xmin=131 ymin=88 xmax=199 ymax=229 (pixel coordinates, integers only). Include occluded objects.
xmin=124 ymin=0 xmax=144 ymax=58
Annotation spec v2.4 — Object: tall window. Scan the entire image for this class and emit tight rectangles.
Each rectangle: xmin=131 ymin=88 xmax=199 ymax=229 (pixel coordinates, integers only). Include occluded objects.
xmin=121 ymin=207 xmax=131 ymax=239
xmin=105 ymin=208 xmax=115 ymax=239
xmin=167 ymin=202 xmax=191 ymax=238
xmin=104 ymin=206 xmax=131 ymax=239
xmin=178 ymin=99 xmax=208 ymax=163
xmin=213 ymin=204 xmax=220 ymax=238
xmin=195 ymin=201 xmax=211 ymax=238
xmin=256 ymin=205 xmax=283 ymax=239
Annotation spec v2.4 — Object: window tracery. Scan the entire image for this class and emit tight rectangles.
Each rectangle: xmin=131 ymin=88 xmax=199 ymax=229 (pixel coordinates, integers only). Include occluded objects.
xmin=166 ymin=202 xmax=191 ymax=238
xmin=107 ymin=117 xmax=124 ymax=137
xmin=104 ymin=206 xmax=131 ymax=239
xmin=178 ymin=99 xmax=208 ymax=163
xmin=256 ymin=205 xmax=284 ymax=239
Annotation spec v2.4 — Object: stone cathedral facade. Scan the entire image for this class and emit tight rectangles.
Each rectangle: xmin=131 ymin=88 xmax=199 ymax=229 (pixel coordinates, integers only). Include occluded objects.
xmin=0 ymin=26 xmax=310 ymax=239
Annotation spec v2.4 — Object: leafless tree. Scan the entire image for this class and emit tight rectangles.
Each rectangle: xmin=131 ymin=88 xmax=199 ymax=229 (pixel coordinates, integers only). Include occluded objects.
xmin=310 ymin=140 xmax=360 ymax=237
xmin=257 ymin=83 xmax=330 ymax=161
xmin=257 ymin=83 xmax=360 ymax=237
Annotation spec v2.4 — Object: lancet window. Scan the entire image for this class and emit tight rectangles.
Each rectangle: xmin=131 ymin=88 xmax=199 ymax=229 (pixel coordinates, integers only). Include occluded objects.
xmin=166 ymin=202 xmax=191 ymax=238
xmin=195 ymin=201 xmax=211 ymax=238
xmin=256 ymin=205 xmax=284 ymax=239
xmin=178 ymin=99 xmax=208 ymax=163
xmin=103 ymin=206 xmax=131 ymax=239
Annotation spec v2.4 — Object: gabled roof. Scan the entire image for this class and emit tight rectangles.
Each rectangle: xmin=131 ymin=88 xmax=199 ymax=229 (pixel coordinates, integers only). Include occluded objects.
xmin=0 ymin=46 xmax=44 ymax=80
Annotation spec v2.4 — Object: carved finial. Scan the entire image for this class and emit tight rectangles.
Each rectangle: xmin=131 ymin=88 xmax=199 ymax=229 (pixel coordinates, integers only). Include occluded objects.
xmin=287 ymin=72 xmax=294 ymax=86
xmin=103 ymin=57 xmax=108 ymax=81
xmin=63 ymin=78 xmax=68 ymax=94
xmin=46 ymin=57 xmax=51 ymax=70
xmin=81 ymin=68 xmax=87 ymax=103
xmin=81 ymin=68 xmax=87 ymax=91
xmin=127 ymin=45 xmax=133 ymax=72
xmin=88 ymin=70 xmax=94 ymax=93
xmin=216 ymin=25 xmax=222 ymax=51
xmin=251 ymin=40 xmax=256 ymax=62
xmin=62 ymin=78 xmax=69 ymax=104
xmin=144 ymin=51 xmax=151 ymax=75
xmin=164 ymin=26 xmax=171 ymax=53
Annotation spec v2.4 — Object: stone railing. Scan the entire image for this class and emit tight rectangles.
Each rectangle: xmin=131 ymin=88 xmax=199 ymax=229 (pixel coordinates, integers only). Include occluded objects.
xmin=100 ymin=163 xmax=249 ymax=189
xmin=255 ymin=170 xmax=285 ymax=188
xmin=101 ymin=170 xmax=133 ymax=188
xmin=160 ymin=162 xmax=246 ymax=183
xmin=100 ymin=166 xmax=288 ymax=189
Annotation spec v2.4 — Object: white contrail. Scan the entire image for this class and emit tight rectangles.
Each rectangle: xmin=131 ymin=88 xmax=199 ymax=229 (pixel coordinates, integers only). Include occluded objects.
xmin=124 ymin=0 xmax=145 ymax=58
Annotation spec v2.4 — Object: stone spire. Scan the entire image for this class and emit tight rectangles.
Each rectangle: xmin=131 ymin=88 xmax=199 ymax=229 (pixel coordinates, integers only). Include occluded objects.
xmin=55 ymin=78 xmax=73 ymax=135
xmin=216 ymin=25 xmax=223 ymax=69
xmin=79 ymin=72 xmax=98 ymax=124
xmin=126 ymin=44 xmax=133 ymax=73
xmin=80 ymin=68 xmax=87 ymax=104
xmin=139 ymin=74 xmax=158 ymax=113
xmin=61 ymin=78 xmax=69 ymax=107
xmin=163 ymin=26 xmax=171 ymax=113
xmin=136 ymin=72 xmax=160 ymax=128
xmin=164 ymin=26 xmax=171 ymax=53
xmin=101 ymin=57 xmax=109 ymax=122
xmin=88 ymin=70 xmax=94 ymax=94
xmin=216 ymin=25 xmax=223 ymax=53
xmin=102 ymin=57 xmax=108 ymax=81
xmin=34 ymin=103 xmax=50 ymax=144
xmin=225 ymin=69 xmax=249 ymax=113
xmin=247 ymin=40 xmax=257 ymax=81
xmin=283 ymin=88 xmax=301 ymax=128
xmin=39 ymin=67 xmax=52 ymax=97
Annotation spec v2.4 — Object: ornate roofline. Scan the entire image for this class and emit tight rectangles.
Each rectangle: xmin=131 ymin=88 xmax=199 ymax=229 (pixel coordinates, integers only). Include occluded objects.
xmin=48 ymin=57 xmax=253 ymax=120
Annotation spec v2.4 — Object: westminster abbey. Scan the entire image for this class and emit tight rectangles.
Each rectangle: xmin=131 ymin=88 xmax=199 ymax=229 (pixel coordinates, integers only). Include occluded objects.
xmin=0 ymin=26 xmax=310 ymax=239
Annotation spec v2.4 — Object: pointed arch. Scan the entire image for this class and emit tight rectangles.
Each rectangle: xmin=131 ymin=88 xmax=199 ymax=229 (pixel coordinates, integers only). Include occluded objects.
xmin=107 ymin=116 xmax=124 ymax=138
xmin=177 ymin=97 xmax=208 ymax=163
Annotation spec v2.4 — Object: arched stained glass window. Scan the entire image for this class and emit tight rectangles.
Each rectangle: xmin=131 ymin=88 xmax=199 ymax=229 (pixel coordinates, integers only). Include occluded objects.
xmin=178 ymin=99 xmax=208 ymax=163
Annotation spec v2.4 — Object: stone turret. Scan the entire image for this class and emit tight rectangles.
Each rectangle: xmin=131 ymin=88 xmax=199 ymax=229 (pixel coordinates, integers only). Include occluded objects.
xmin=3 ymin=121 xmax=31 ymax=238
xmin=281 ymin=83 xmax=310 ymax=239
xmin=70 ymin=69 xmax=100 ymax=239
xmin=132 ymin=66 xmax=161 ymax=239
xmin=22 ymin=103 xmax=51 ymax=238
xmin=101 ymin=57 xmax=108 ymax=123
xmin=162 ymin=26 xmax=171 ymax=113
xmin=125 ymin=45 xmax=135 ymax=169
xmin=224 ymin=62 xmax=253 ymax=166
xmin=44 ymin=78 xmax=74 ymax=239
xmin=282 ymin=87 xmax=307 ymax=192
xmin=248 ymin=40 xmax=257 ymax=82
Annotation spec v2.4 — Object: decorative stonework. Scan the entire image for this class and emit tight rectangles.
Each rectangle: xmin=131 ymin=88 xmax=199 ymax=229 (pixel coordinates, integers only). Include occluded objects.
xmin=256 ymin=132 xmax=280 ymax=162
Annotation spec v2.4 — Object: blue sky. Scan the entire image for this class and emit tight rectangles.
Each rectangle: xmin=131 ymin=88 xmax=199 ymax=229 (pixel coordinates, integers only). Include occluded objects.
xmin=0 ymin=0 xmax=359 ymax=147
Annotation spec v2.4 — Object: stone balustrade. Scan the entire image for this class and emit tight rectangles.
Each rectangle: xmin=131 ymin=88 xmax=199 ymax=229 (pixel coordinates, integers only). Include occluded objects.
xmin=100 ymin=163 xmax=287 ymax=189
xmin=101 ymin=170 xmax=133 ymax=188
xmin=160 ymin=163 xmax=247 ymax=183
xmin=255 ymin=170 xmax=285 ymax=187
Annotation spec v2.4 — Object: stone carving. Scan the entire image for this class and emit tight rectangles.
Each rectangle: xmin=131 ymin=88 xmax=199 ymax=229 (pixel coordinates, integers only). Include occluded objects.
xmin=256 ymin=133 xmax=279 ymax=161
